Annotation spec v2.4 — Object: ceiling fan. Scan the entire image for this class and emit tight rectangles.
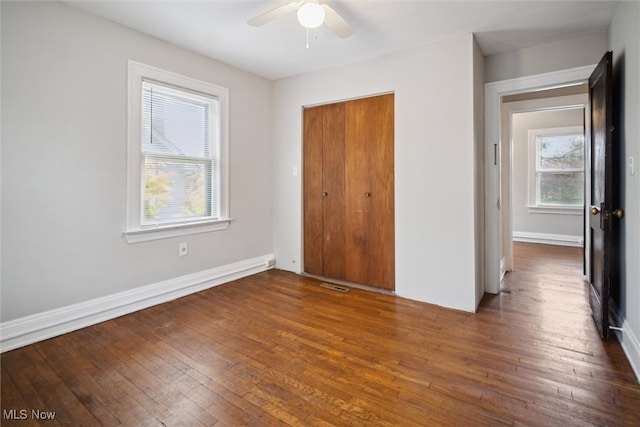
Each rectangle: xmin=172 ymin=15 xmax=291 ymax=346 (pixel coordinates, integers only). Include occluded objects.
xmin=248 ymin=0 xmax=353 ymax=43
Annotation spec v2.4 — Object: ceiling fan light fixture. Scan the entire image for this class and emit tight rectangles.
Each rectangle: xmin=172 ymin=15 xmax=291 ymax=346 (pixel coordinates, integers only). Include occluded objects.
xmin=297 ymin=2 xmax=325 ymax=29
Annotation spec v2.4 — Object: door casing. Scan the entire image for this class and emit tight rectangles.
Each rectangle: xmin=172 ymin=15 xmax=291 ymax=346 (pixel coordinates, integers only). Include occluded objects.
xmin=484 ymin=65 xmax=596 ymax=294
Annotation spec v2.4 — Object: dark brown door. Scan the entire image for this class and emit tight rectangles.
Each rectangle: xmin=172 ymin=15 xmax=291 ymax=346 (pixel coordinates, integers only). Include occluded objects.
xmin=587 ymin=51 xmax=622 ymax=340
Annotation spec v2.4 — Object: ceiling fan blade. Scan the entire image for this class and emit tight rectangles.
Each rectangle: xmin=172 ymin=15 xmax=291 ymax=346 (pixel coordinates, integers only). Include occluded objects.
xmin=247 ymin=1 xmax=301 ymax=27
xmin=322 ymin=4 xmax=353 ymax=38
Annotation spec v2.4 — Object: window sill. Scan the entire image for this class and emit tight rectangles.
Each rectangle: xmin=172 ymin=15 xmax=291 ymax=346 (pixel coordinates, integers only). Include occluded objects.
xmin=527 ymin=206 xmax=582 ymax=216
xmin=124 ymin=218 xmax=232 ymax=243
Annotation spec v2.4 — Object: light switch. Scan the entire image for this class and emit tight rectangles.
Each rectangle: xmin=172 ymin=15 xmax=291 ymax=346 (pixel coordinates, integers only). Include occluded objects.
xmin=629 ymin=156 xmax=635 ymax=176
xmin=292 ymin=166 xmax=298 ymax=176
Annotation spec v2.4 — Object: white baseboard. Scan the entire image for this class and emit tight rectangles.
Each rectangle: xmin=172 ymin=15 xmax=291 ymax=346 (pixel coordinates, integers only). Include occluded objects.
xmin=611 ymin=308 xmax=640 ymax=383
xmin=512 ymin=231 xmax=583 ymax=247
xmin=0 ymin=254 xmax=275 ymax=353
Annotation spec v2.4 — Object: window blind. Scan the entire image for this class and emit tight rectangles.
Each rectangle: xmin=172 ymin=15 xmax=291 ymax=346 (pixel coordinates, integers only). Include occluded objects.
xmin=141 ymin=81 xmax=218 ymax=224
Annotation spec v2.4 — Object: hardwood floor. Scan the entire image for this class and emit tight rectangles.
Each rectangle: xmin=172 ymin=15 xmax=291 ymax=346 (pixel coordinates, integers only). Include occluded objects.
xmin=2 ymin=242 xmax=639 ymax=426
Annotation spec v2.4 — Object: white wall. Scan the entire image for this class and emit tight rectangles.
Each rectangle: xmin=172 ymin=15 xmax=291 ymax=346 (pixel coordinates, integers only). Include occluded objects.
xmin=273 ymin=34 xmax=480 ymax=312
xmin=1 ymin=2 xmax=274 ymax=321
xmin=609 ymin=0 xmax=640 ymax=379
xmin=511 ymin=108 xmax=584 ymax=239
xmin=485 ymin=31 xmax=608 ymax=83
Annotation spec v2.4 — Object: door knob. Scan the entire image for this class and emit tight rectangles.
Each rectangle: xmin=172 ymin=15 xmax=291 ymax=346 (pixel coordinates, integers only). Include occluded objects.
xmin=613 ymin=208 xmax=624 ymax=219
xmin=322 ymin=192 xmax=328 ymax=197
xmin=364 ymin=192 xmax=371 ymax=198
xmin=591 ymin=206 xmax=600 ymax=215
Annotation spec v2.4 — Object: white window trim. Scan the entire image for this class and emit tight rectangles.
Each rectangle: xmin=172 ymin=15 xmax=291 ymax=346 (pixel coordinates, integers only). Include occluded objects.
xmin=527 ymin=125 xmax=584 ymax=215
xmin=124 ymin=60 xmax=231 ymax=243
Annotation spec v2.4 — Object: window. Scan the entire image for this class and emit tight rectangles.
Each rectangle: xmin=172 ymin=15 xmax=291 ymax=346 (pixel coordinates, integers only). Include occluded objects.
xmin=528 ymin=126 xmax=584 ymax=213
xmin=125 ymin=61 xmax=230 ymax=243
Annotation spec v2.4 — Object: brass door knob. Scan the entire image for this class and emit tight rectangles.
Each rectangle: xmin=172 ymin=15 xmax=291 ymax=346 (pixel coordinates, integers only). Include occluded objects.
xmin=613 ymin=209 xmax=624 ymax=219
xmin=591 ymin=206 xmax=600 ymax=215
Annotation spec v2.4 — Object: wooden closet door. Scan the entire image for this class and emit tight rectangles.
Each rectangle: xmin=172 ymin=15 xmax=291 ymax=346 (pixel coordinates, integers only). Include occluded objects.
xmin=303 ymin=104 xmax=346 ymax=279
xmin=368 ymin=94 xmax=395 ymax=290
xmin=321 ymin=103 xmax=346 ymax=280
xmin=344 ymin=99 xmax=370 ymax=285
xmin=303 ymin=106 xmax=324 ymax=276
xmin=304 ymin=94 xmax=394 ymax=290
xmin=345 ymin=94 xmax=395 ymax=290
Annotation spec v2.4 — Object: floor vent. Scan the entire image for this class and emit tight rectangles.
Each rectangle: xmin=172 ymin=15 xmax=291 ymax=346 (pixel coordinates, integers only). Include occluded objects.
xmin=320 ymin=283 xmax=350 ymax=293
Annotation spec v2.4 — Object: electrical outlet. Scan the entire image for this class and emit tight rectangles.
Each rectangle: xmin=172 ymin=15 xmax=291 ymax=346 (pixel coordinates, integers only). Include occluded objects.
xmin=179 ymin=242 xmax=188 ymax=257
xmin=267 ymin=258 xmax=276 ymax=267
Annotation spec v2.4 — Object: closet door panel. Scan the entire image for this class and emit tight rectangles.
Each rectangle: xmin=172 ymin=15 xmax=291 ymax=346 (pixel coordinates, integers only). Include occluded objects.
xmin=344 ymin=99 xmax=370 ymax=285
xmin=322 ymin=102 xmax=347 ymax=279
xmin=367 ymin=94 xmax=395 ymax=290
xmin=303 ymin=106 xmax=324 ymax=276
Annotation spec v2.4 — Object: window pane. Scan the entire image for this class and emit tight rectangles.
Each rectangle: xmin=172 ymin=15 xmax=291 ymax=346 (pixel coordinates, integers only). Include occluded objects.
xmin=144 ymin=157 xmax=213 ymax=223
xmin=142 ymin=82 xmax=215 ymax=158
xmin=537 ymin=134 xmax=584 ymax=170
xmin=539 ymin=172 xmax=583 ymax=205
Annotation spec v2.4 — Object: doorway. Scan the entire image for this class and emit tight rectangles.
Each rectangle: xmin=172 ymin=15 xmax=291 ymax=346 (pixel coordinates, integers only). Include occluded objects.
xmin=500 ymin=86 xmax=588 ymax=279
xmin=484 ymin=65 xmax=596 ymax=294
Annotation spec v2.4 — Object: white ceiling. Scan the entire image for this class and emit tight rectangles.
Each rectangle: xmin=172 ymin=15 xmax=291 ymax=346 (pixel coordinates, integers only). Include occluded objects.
xmin=65 ymin=0 xmax=618 ymax=80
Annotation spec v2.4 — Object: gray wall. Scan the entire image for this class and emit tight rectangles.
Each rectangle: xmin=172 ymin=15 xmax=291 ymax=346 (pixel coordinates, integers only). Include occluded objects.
xmin=485 ymin=31 xmax=609 ymax=83
xmin=1 ymin=1 xmax=274 ymax=321
xmin=610 ymin=0 xmax=640 ymax=376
